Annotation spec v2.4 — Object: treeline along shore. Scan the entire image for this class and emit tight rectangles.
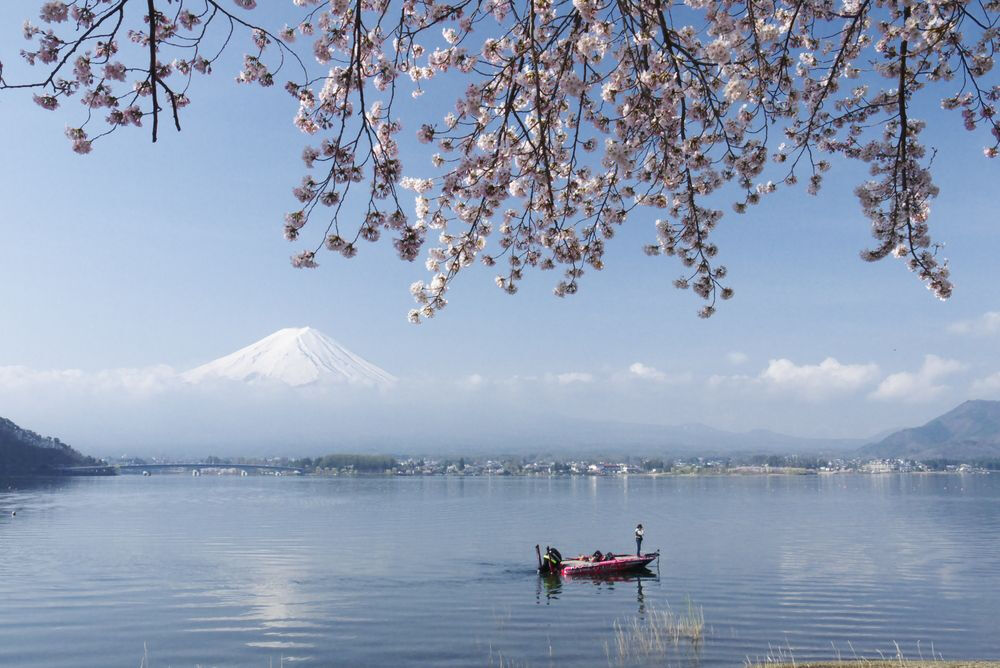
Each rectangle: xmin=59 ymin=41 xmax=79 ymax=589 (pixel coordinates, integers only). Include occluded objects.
xmin=107 ymin=453 xmax=1000 ymax=477
xmin=292 ymin=454 xmax=1000 ymax=476
xmin=0 ymin=417 xmax=100 ymax=477
xmin=4 ymin=410 xmax=999 ymax=478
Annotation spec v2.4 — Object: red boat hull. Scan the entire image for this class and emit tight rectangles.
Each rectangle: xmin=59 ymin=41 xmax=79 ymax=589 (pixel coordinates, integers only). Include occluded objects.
xmin=557 ymin=552 xmax=658 ymax=576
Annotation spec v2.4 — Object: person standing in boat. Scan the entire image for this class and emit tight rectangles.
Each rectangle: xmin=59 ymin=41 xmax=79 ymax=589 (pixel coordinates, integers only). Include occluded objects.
xmin=635 ymin=524 xmax=644 ymax=556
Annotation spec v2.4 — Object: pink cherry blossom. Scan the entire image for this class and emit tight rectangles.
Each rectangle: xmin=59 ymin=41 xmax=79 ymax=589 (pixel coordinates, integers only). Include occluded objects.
xmin=4 ymin=0 xmax=997 ymax=321
xmin=39 ymin=2 xmax=68 ymax=24
xmin=32 ymin=93 xmax=58 ymax=110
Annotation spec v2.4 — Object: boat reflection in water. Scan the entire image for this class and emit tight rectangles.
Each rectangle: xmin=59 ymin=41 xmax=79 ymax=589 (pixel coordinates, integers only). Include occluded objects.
xmin=536 ymin=567 xmax=703 ymax=668
xmin=536 ymin=567 xmax=659 ymax=614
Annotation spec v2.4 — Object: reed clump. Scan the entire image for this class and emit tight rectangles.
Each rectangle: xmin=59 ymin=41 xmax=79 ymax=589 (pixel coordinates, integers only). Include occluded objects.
xmin=745 ymin=641 xmax=1000 ymax=668
xmin=747 ymin=662 xmax=1000 ymax=667
xmin=607 ymin=599 xmax=704 ymax=665
xmin=486 ymin=645 xmax=530 ymax=668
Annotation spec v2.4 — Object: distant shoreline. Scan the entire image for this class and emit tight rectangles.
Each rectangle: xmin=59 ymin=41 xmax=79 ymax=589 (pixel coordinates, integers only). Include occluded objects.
xmin=78 ymin=468 xmax=995 ymax=479
xmin=319 ymin=469 xmax=994 ymax=478
xmin=24 ymin=456 xmax=996 ymax=479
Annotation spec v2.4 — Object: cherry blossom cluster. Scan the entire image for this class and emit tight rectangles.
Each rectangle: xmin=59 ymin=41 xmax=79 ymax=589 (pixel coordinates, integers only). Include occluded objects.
xmin=3 ymin=1 xmax=303 ymax=149
xmin=3 ymin=0 xmax=997 ymax=321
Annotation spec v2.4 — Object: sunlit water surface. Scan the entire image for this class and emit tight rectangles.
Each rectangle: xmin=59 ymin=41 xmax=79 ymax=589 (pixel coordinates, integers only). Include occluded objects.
xmin=1 ymin=474 xmax=998 ymax=666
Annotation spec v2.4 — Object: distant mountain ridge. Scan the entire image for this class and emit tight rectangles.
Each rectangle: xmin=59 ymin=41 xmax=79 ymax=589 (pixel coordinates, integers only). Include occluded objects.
xmin=428 ymin=412 xmax=866 ymax=455
xmin=0 ymin=417 xmax=97 ymax=474
xmin=622 ymin=422 xmax=865 ymax=454
xmin=183 ymin=327 xmax=396 ymax=387
xmin=859 ymin=400 xmax=1000 ymax=460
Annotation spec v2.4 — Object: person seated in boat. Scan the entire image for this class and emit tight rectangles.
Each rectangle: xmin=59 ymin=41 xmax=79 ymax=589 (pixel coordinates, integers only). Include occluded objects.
xmin=605 ymin=551 xmax=614 ymax=560
xmin=591 ymin=550 xmax=604 ymax=562
xmin=542 ymin=546 xmax=562 ymax=572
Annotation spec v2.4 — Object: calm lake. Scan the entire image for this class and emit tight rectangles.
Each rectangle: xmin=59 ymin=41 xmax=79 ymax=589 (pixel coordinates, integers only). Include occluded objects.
xmin=1 ymin=473 xmax=998 ymax=666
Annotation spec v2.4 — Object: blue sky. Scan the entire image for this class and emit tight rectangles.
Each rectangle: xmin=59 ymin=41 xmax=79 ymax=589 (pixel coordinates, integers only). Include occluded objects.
xmin=0 ymin=3 xmax=998 ymax=452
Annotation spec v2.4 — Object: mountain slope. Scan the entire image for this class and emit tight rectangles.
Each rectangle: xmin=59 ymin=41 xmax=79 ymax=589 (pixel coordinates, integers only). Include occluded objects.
xmin=401 ymin=412 xmax=865 ymax=455
xmin=0 ymin=417 xmax=98 ymax=474
xmin=859 ymin=400 xmax=1000 ymax=460
xmin=183 ymin=327 xmax=396 ymax=387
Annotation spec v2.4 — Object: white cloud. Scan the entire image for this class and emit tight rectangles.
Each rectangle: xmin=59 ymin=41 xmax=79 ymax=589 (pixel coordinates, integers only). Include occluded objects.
xmin=0 ymin=363 xmax=411 ymax=455
xmin=759 ymin=357 xmax=881 ymax=399
xmin=550 ymin=372 xmax=594 ymax=385
xmin=707 ymin=373 xmax=755 ymax=389
xmin=455 ymin=372 xmax=596 ymax=387
xmin=726 ymin=350 xmax=750 ymax=366
xmin=626 ymin=362 xmax=692 ymax=384
xmin=0 ymin=365 xmax=84 ymax=387
xmin=629 ymin=362 xmax=666 ymax=381
xmin=459 ymin=373 xmax=485 ymax=388
xmin=726 ymin=351 xmax=749 ymax=365
xmin=711 ymin=357 xmax=880 ymax=400
xmin=970 ymin=371 xmax=1000 ymax=397
xmin=947 ymin=312 xmax=1000 ymax=336
xmin=870 ymin=355 xmax=967 ymax=402
xmin=0 ymin=364 xmax=177 ymax=394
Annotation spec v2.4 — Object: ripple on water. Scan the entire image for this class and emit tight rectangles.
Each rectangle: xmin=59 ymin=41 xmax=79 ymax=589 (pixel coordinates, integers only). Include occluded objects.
xmin=2 ymin=474 xmax=999 ymax=666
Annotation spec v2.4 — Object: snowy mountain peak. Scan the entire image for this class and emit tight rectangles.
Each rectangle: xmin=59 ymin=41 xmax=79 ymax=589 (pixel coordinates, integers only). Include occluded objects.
xmin=183 ymin=327 xmax=396 ymax=387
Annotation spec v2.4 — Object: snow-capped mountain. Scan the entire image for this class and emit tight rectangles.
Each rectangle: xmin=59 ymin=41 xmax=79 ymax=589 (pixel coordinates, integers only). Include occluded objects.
xmin=183 ymin=327 xmax=396 ymax=387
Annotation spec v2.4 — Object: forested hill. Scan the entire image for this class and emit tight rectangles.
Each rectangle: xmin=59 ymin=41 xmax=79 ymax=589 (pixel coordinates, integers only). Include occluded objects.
xmin=0 ymin=417 xmax=98 ymax=475
xmin=859 ymin=400 xmax=1000 ymax=460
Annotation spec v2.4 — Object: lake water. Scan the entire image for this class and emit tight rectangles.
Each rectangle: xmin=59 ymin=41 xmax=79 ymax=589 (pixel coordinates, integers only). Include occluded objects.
xmin=1 ymin=473 xmax=998 ymax=666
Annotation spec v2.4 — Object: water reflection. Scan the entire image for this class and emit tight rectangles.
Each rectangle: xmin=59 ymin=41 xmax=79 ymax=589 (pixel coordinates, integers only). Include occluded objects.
xmin=537 ymin=569 xmax=659 ymax=613
xmin=0 ymin=476 xmax=79 ymax=527
xmin=0 ymin=475 xmax=77 ymax=495
xmin=2 ymin=474 xmax=999 ymax=667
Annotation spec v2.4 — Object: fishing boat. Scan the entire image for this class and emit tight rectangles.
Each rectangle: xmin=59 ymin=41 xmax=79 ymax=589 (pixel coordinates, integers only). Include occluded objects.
xmin=536 ymin=545 xmax=659 ymax=576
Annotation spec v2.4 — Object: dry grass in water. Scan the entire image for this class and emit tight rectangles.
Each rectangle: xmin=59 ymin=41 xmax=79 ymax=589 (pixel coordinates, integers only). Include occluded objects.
xmin=606 ymin=599 xmax=704 ymax=665
xmin=745 ymin=639 xmax=1000 ymax=668
xmin=486 ymin=644 xmax=530 ymax=668
xmin=747 ymin=661 xmax=1000 ymax=668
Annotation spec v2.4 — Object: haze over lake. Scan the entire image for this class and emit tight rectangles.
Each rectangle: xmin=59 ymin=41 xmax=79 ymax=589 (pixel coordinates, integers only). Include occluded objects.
xmin=2 ymin=473 xmax=998 ymax=666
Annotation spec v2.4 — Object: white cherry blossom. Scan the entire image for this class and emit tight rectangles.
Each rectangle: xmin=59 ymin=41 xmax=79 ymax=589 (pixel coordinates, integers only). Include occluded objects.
xmin=3 ymin=0 xmax=997 ymax=322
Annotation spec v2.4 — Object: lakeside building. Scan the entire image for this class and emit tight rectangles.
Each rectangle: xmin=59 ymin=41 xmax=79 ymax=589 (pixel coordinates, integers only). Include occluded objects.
xmin=104 ymin=454 xmax=995 ymax=477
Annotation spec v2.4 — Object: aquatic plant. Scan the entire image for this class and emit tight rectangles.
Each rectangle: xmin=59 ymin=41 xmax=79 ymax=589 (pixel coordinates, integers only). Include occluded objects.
xmin=743 ymin=638 xmax=1000 ymax=667
xmin=606 ymin=599 xmax=704 ymax=665
xmin=486 ymin=643 xmax=530 ymax=668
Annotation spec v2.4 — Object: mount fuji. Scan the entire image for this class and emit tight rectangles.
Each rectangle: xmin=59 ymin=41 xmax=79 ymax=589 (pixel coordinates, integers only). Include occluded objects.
xmin=183 ymin=327 xmax=396 ymax=387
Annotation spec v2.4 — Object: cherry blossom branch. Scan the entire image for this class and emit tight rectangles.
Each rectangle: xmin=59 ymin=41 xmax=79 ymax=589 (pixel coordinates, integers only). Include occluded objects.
xmin=4 ymin=0 xmax=997 ymax=321
xmin=146 ymin=0 xmax=160 ymax=141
